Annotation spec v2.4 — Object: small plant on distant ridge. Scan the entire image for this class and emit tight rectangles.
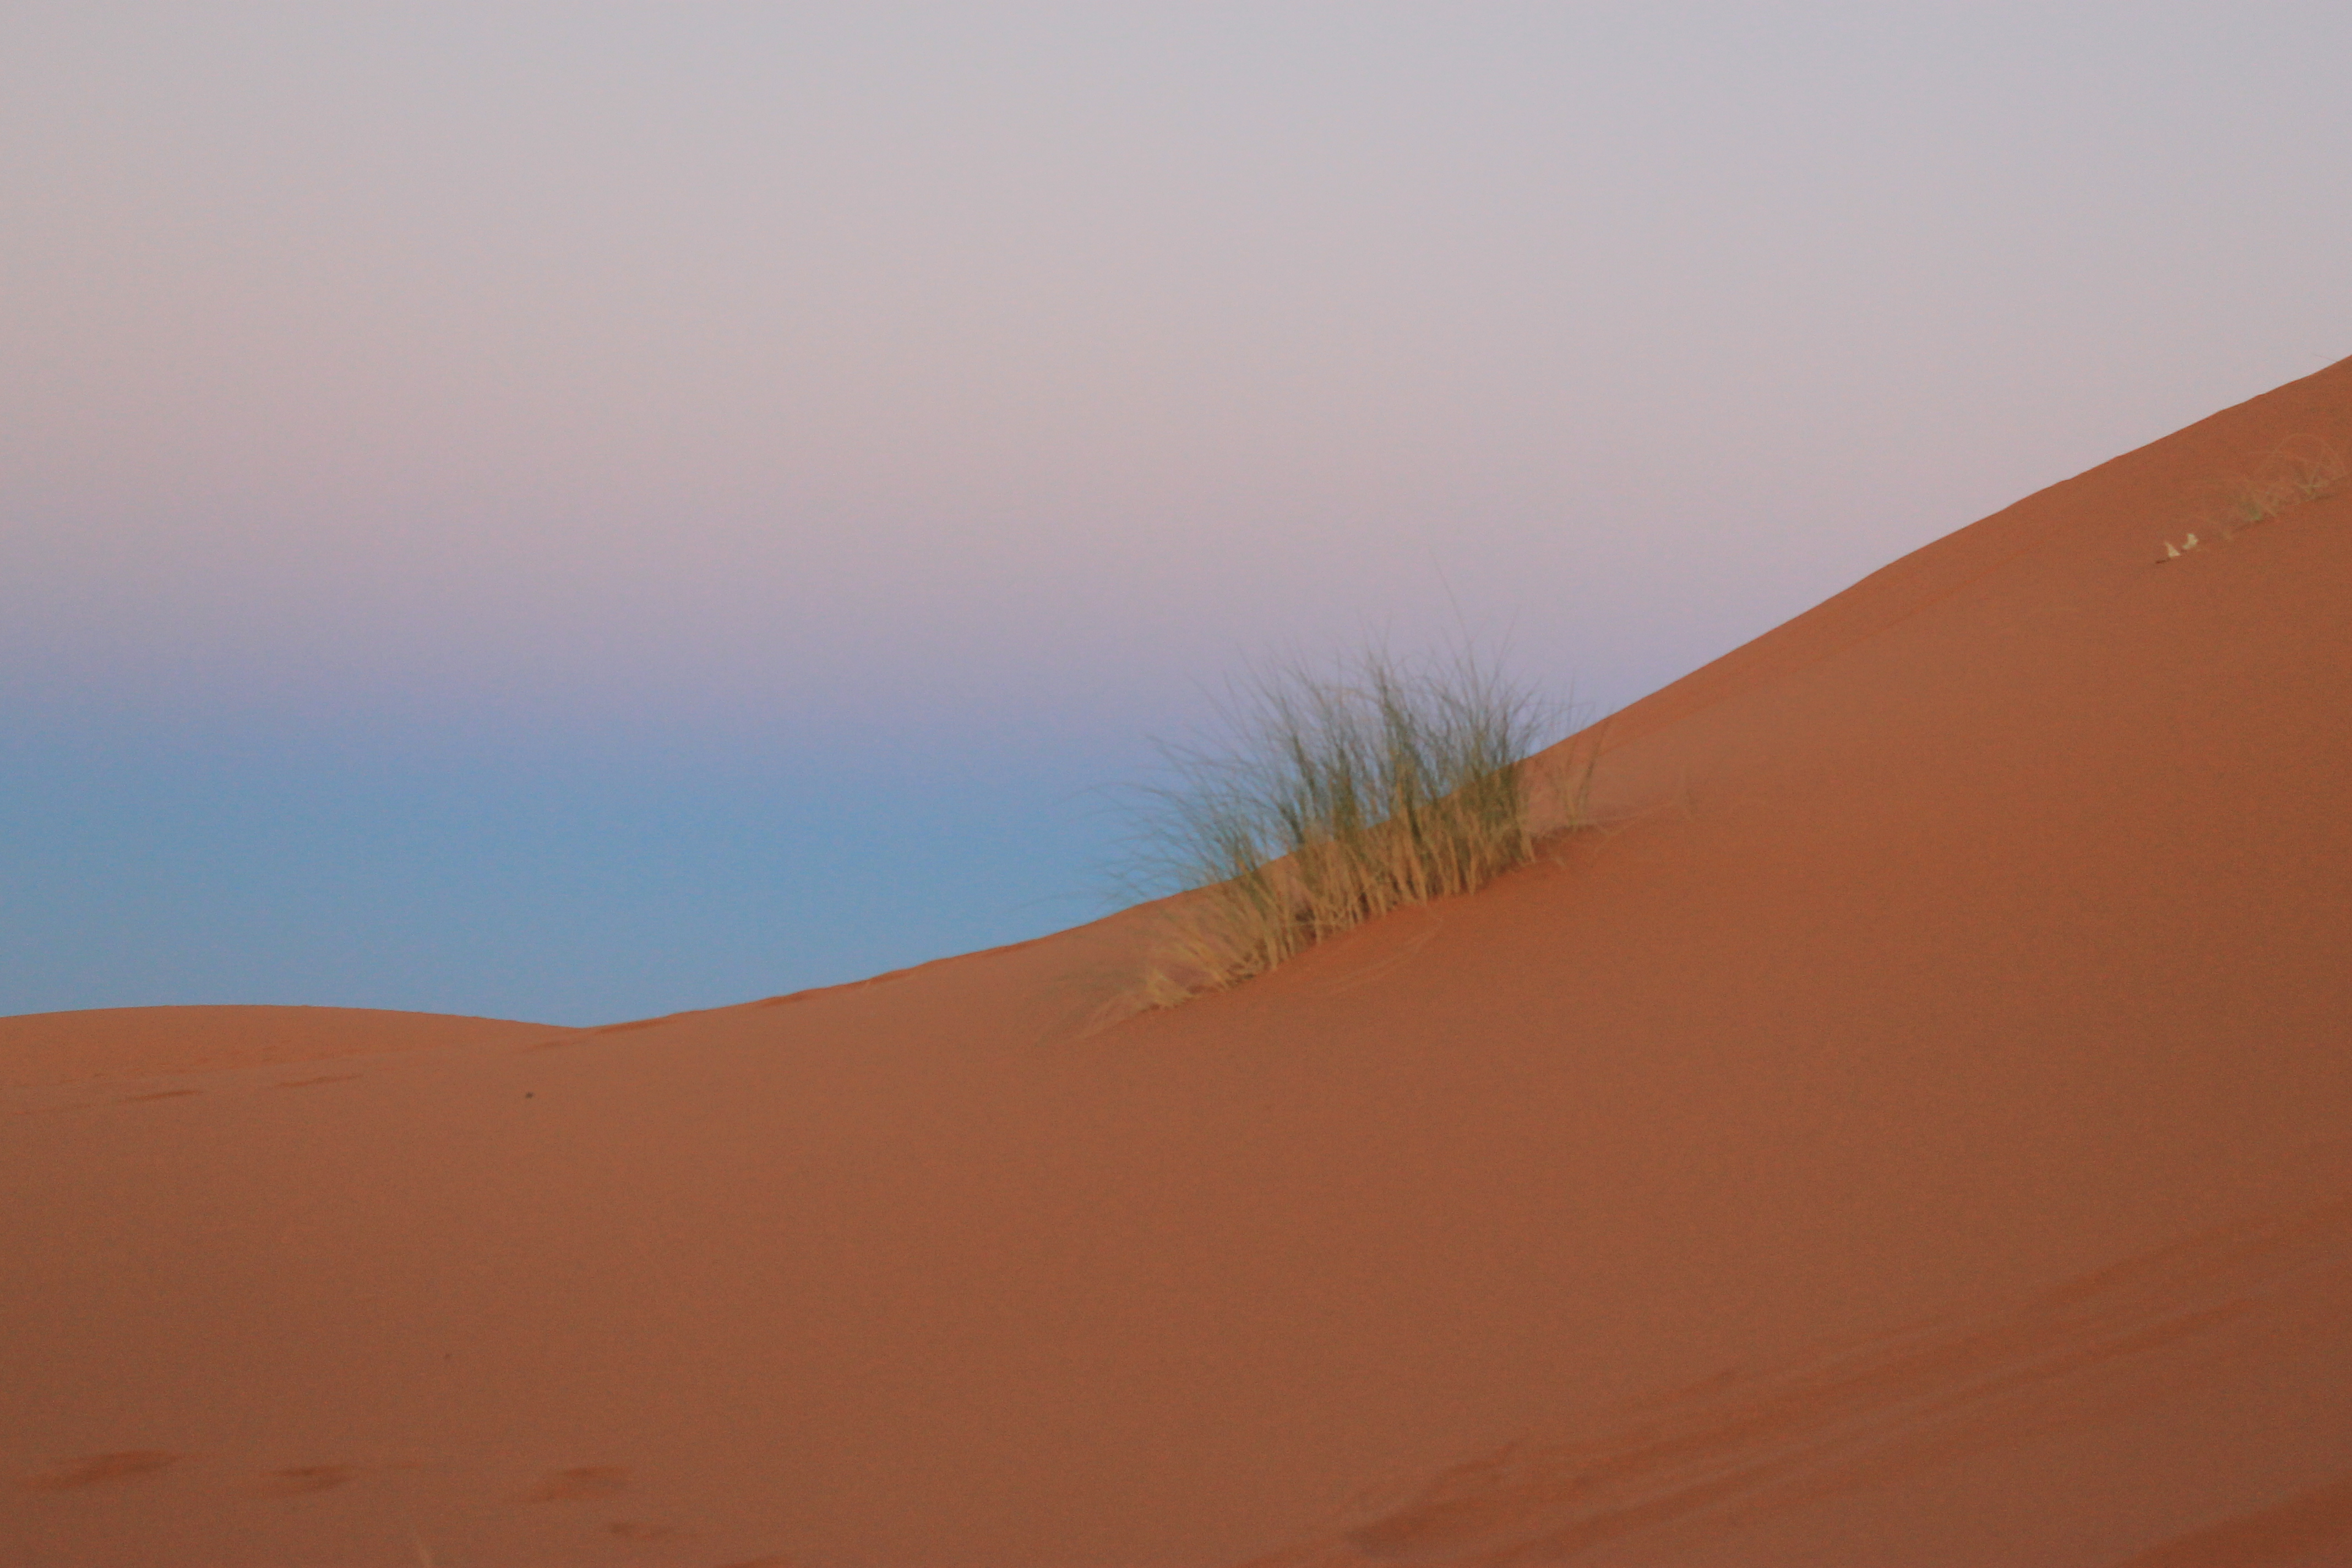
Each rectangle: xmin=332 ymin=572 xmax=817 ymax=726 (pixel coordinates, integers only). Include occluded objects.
xmin=2162 ymin=435 xmax=2347 ymax=559
xmin=2220 ymin=434 xmax=2346 ymax=529
xmin=1123 ymin=644 xmax=1583 ymax=1009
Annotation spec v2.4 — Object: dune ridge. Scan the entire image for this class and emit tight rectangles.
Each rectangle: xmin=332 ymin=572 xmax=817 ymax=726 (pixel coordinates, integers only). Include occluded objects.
xmin=0 ymin=1005 xmax=577 ymax=1091
xmin=4 ymin=355 xmax=2350 ymax=1565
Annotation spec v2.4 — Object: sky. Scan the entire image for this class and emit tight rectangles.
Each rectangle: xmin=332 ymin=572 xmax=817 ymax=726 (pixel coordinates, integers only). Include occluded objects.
xmin=7 ymin=3 xmax=2351 ymax=1026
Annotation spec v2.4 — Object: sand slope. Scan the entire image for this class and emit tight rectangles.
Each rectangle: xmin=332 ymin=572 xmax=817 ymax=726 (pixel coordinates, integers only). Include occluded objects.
xmin=0 ymin=1006 xmax=578 ymax=1091
xmin=6 ymin=358 xmax=2351 ymax=1566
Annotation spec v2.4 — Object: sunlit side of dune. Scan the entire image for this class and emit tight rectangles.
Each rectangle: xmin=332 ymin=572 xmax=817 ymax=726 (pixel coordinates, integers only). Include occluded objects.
xmin=4 ymin=356 xmax=2350 ymax=1566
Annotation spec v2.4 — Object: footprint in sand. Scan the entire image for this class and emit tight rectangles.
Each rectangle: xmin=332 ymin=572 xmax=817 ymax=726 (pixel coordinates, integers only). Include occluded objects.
xmin=17 ymin=1452 xmax=180 ymax=1491
xmin=249 ymin=1465 xmax=354 ymax=1495
xmin=519 ymin=1466 xmax=628 ymax=1502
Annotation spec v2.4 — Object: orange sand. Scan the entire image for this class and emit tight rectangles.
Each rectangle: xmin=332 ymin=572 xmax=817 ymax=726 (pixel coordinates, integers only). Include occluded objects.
xmin=6 ymin=358 xmax=2350 ymax=1565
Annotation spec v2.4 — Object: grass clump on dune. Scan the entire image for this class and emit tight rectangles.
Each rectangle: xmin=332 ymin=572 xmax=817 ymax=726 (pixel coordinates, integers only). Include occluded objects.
xmin=2220 ymin=435 xmax=2346 ymax=530
xmin=2167 ymin=435 xmax=2348 ymax=557
xmin=1129 ymin=644 xmax=1570 ymax=1009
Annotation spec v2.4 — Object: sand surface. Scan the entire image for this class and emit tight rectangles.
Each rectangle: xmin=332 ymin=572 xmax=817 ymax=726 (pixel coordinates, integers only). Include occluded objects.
xmin=0 ymin=1006 xmax=577 ymax=1091
xmin=7 ymin=359 xmax=2351 ymax=1565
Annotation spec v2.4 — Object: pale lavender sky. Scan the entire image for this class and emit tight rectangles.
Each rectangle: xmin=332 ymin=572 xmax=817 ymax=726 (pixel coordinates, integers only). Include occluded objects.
xmin=7 ymin=4 xmax=2350 ymax=1022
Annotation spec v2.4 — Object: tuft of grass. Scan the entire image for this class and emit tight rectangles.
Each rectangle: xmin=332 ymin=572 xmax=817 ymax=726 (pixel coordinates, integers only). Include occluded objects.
xmin=2159 ymin=436 xmax=2345 ymax=561
xmin=1125 ymin=644 xmax=1577 ymax=1009
xmin=2217 ymin=435 xmax=2343 ymax=530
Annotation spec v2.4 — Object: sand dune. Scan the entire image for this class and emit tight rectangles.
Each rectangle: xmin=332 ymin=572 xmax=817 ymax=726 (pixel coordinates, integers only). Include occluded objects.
xmin=0 ymin=1006 xmax=577 ymax=1092
xmin=7 ymin=357 xmax=2350 ymax=1566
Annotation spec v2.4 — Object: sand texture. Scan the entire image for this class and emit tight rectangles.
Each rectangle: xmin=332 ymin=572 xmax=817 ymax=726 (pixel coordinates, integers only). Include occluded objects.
xmin=7 ymin=358 xmax=2351 ymax=1565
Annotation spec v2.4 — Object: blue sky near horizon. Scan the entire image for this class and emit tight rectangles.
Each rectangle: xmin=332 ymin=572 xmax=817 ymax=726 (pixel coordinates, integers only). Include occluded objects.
xmin=7 ymin=4 xmax=2351 ymax=1025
